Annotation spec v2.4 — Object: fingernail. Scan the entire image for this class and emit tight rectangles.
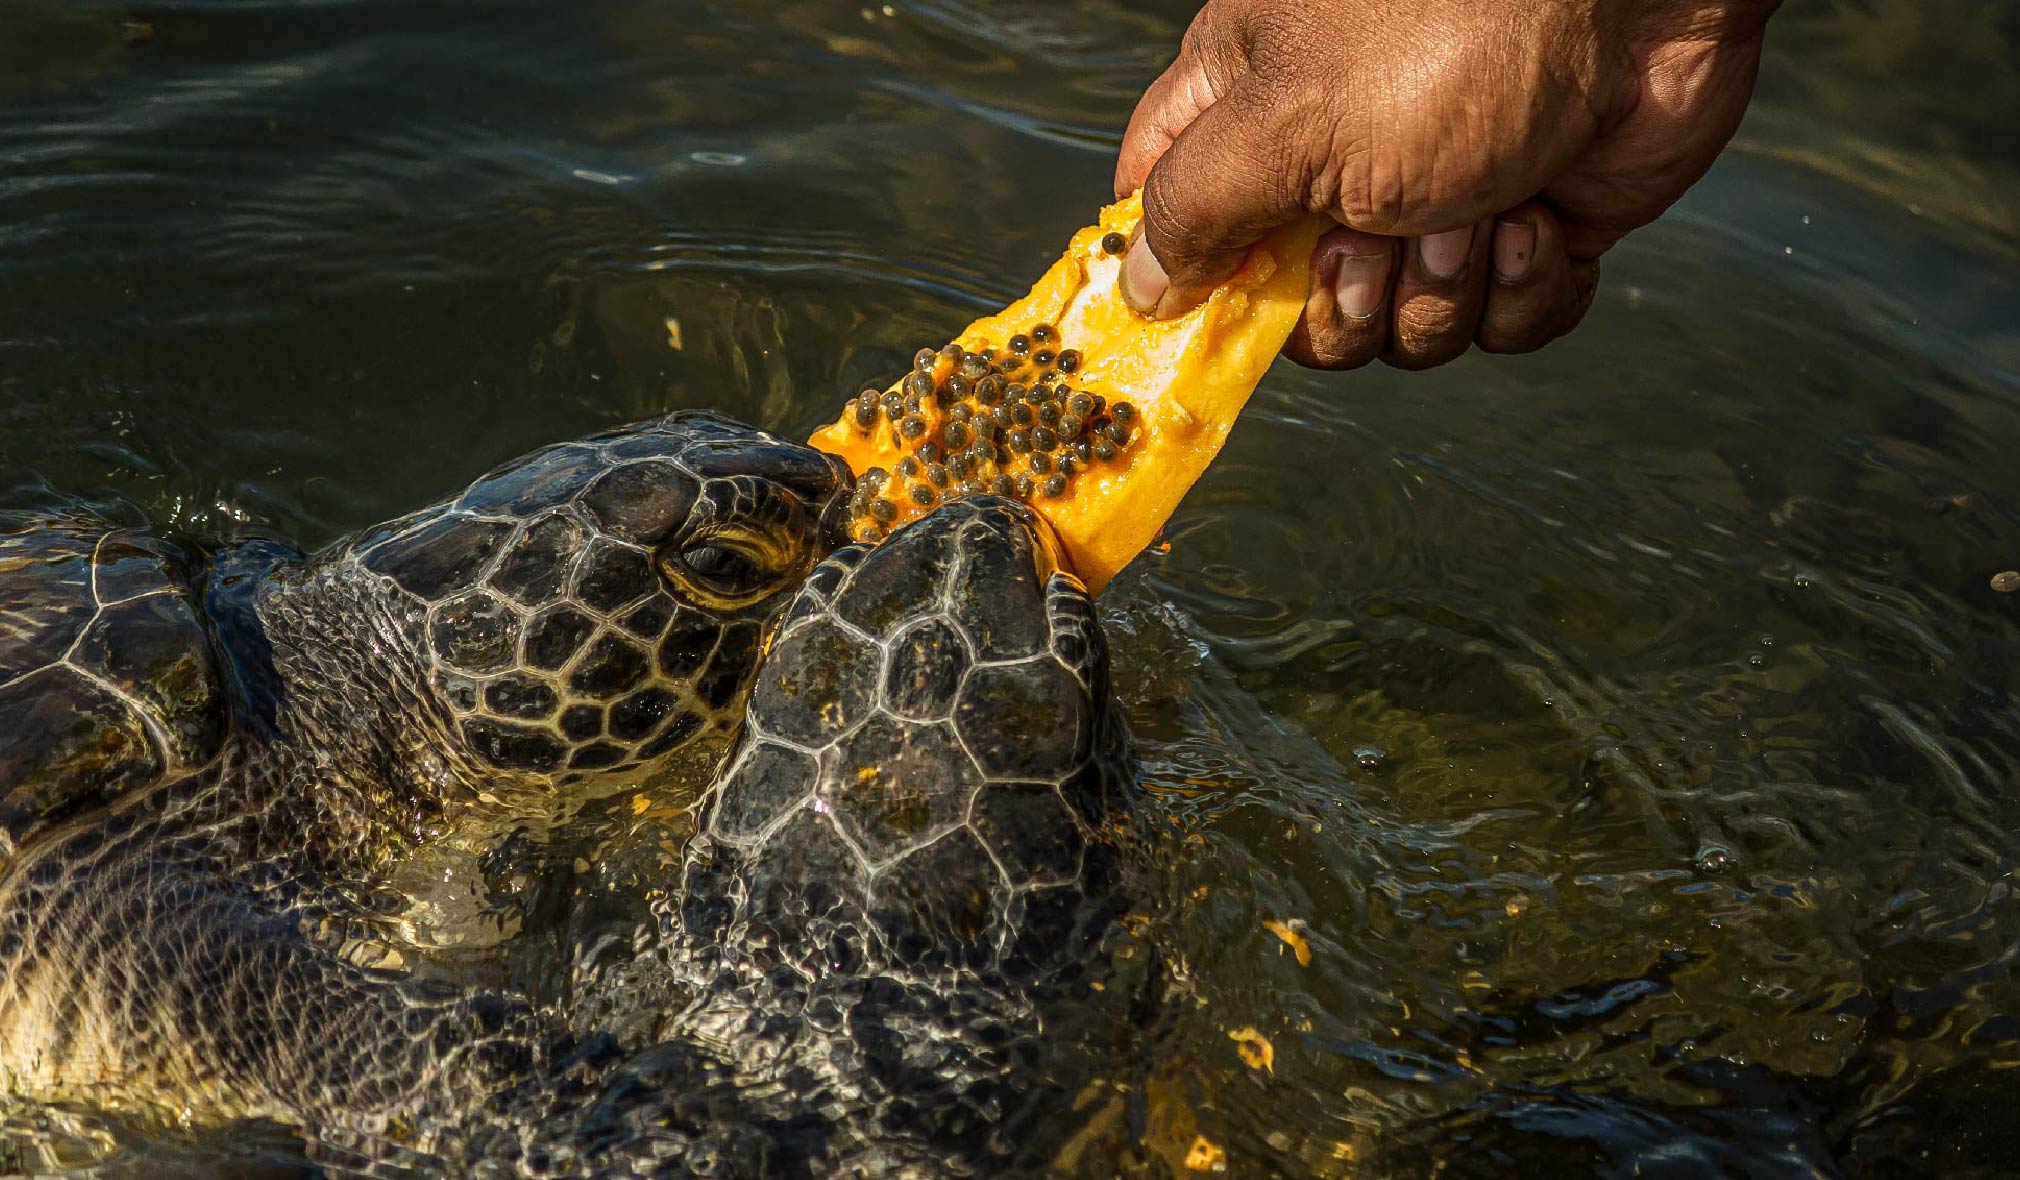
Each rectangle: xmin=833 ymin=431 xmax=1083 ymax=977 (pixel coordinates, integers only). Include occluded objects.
xmin=1119 ymin=232 xmax=1169 ymax=317
xmin=1418 ymin=228 xmax=1472 ymax=280
xmin=1493 ymin=220 xmax=1536 ymax=282
xmin=1334 ymin=251 xmax=1392 ymax=320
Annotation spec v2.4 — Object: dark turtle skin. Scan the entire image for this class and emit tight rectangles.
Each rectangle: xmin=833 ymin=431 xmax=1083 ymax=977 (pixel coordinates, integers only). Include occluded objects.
xmin=0 ymin=412 xmax=849 ymax=1134
xmin=0 ymin=420 xmax=1136 ymax=1177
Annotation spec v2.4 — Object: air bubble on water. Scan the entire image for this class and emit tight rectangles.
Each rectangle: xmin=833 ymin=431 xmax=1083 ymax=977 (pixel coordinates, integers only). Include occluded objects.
xmin=1747 ymin=653 xmax=1766 ymax=668
xmin=1694 ymin=844 xmax=1736 ymax=875
xmin=1791 ymin=571 xmax=1814 ymax=589
xmin=1759 ymin=634 xmax=1775 ymax=647
xmin=1353 ymin=745 xmax=1386 ymax=771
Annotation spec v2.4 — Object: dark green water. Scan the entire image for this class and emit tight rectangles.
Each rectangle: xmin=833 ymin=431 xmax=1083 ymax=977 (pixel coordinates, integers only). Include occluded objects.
xmin=3 ymin=0 xmax=2019 ymax=1175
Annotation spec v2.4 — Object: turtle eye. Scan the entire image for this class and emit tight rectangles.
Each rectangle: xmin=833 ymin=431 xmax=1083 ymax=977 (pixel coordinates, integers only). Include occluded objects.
xmin=658 ymin=528 xmax=788 ymax=611
xmin=681 ymin=543 xmax=764 ymax=592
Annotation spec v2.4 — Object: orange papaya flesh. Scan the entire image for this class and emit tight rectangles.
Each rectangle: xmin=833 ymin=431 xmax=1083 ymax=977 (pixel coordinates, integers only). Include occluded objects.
xmin=809 ymin=193 xmax=1323 ymax=595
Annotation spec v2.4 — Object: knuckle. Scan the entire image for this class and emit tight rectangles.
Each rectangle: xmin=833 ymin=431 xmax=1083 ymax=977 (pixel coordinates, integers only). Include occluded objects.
xmin=1338 ymin=139 xmax=1406 ymax=236
xmin=1391 ymin=293 xmax=1470 ymax=354
xmin=1210 ymin=2 xmax=1339 ymax=216
xmin=1303 ymin=318 xmax=1382 ymax=371
xmin=1309 ymin=348 xmax=1379 ymax=372
xmin=1477 ymin=315 xmax=1547 ymax=355
xmin=1387 ymin=311 xmax=1473 ymax=369
xmin=1292 ymin=109 xmax=1357 ymax=215
xmin=1231 ymin=0 xmax=1324 ymax=73
xmin=1479 ymin=262 xmax=1589 ymax=354
xmin=1189 ymin=0 xmax=1255 ymax=92
xmin=1256 ymin=107 xmax=1322 ymax=214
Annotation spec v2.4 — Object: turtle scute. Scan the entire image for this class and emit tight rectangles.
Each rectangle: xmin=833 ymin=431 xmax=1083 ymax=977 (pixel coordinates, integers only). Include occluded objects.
xmin=0 ymin=512 xmax=224 ymax=857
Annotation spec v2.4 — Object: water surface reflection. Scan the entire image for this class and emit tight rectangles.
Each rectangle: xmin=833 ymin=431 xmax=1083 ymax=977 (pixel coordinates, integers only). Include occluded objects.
xmin=2 ymin=0 xmax=2017 ymax=1175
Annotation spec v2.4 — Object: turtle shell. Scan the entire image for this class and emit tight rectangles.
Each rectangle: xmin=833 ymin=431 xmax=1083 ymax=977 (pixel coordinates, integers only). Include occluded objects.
xmin=0 ymin=512 xmax=224 ymax=859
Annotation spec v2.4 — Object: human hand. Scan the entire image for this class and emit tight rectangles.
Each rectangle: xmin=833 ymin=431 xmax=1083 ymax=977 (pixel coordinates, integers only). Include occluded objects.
xmin=1114 ymin=0 xmax=1777 ymax=369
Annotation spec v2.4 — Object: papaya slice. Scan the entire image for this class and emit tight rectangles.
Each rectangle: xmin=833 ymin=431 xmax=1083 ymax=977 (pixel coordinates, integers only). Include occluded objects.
xmin=809 ymin=193 xmax=1323 ymax=595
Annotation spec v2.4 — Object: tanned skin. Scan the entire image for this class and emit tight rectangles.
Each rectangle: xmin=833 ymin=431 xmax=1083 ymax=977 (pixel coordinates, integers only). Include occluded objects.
xmin=1115 ymin=0 xmax=1780 ymax=370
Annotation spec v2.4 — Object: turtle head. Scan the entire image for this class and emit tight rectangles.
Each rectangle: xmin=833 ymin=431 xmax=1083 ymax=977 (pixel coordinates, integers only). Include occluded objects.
xmin=668 ymin=497 xmax=1136 ymax=1171
xmin=261 ymin=411 xmax=852 ymax=796
xmin=694 ymin=496 xmax=1134 ymax=978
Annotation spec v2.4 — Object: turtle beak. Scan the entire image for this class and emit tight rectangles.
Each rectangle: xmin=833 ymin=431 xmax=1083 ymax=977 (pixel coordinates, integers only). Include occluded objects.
xmin=814 ymin=452 xmax=858 ymax=554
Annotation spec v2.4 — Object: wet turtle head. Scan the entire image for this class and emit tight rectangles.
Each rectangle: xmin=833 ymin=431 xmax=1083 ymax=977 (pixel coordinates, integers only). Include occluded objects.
xmin=695 ymin=495 xmax=1133 ymax=979
xmin=258 ymin=411 xmax=851 ymax=795
xmin=662 ymin=496 xmax=1137 ymax=1172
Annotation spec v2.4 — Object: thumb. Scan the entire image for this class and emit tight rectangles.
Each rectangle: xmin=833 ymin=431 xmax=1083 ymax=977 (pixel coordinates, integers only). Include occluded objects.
xmin=1114 ymin=47 xmax=1223 ymax=201
xmin=1121 ymin=83 xmax=1306 ymax=319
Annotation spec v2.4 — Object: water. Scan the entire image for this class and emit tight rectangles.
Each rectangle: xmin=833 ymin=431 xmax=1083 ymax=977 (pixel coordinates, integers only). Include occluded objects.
xmin=2 ymin=0 xmax=2018 ymax=1175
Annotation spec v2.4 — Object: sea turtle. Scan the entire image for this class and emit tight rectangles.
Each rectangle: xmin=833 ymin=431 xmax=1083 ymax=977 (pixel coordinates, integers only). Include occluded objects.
xmin=0 ymin=411 xmax=1136 ymax=1176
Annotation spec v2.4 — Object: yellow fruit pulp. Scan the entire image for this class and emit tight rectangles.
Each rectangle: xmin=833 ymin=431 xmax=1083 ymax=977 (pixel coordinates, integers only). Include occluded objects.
xmin=809 ymin=193 xmax=1322 ymax=594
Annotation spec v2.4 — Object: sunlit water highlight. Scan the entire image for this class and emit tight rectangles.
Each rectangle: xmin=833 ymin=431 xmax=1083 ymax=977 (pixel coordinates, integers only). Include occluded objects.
xmin=2 ymin=0 xmax=2017 ymax=1175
